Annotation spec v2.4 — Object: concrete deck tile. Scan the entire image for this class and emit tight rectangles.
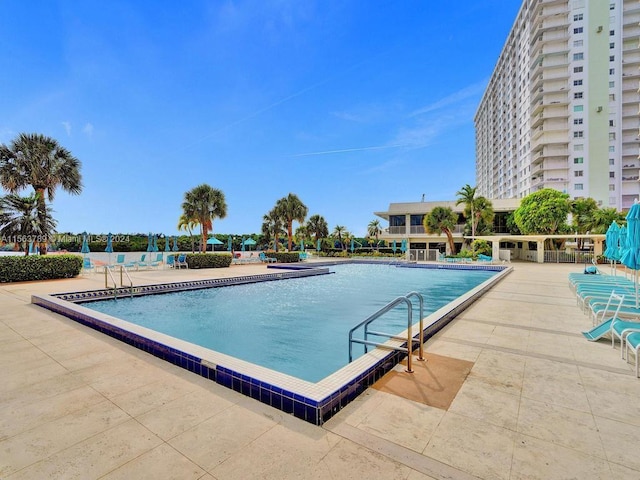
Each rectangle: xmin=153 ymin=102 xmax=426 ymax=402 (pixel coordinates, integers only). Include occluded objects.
xmin=99 ymin=443 xmax=206 ymax=480
xmin=584 ymin=387 xmax=640 ymax=427
xmin=510 ymin=434 xmax=612 ymax=480
xmin=423 ymin=411 xmax=516 ymax=480
xmin=516 ymin=397 xmax=606 ymax=458
xmin=448 ymin=377 xmax=520 ymax=430
xmin=595 ymin=415 xmax=640 ymax=472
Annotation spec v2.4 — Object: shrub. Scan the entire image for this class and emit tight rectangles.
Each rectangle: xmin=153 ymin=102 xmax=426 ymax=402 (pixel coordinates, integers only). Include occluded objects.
xmin=185 ymin=253 xmax=232 ymax=269
xmin=271 ymin=252 xmax=300 ymax=263
xmin=0 ymin=254 xmax=83 ymax=283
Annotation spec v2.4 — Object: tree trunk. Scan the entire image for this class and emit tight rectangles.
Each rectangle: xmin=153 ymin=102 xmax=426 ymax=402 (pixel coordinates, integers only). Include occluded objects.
xmin=445 ymin=230 xmax=456 ymax=255
xmin=35 ymin=188 xmax=48 ymax=255
xmin=287 ymin=222 xmax=293 ymax=251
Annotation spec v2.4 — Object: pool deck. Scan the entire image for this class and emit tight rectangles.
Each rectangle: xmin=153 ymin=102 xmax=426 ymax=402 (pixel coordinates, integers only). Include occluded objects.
xmin=2 ymin=260 xmax=640 ymax=479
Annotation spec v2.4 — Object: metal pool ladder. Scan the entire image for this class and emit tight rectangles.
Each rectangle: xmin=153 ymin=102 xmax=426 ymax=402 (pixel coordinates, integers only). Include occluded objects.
xmin=104 ymin=265 xmax=134 ymax=298
xmin=348 ymin=291 xmax=425 ymax=373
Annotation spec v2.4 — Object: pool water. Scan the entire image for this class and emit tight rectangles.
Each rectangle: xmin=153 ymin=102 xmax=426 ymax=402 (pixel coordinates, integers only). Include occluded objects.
xmin=86 ymin=264 xmax=495 ymax=382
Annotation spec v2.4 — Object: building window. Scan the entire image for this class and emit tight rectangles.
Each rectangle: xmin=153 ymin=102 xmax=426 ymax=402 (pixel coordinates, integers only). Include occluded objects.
xmin=574 ymin=40 xmax=583 ymax=47
xmin=575 ymin=170 xmax=584 ymax=177
xmin=574 ymin=92 xmax=583 ymax=99
xmin=574 ymin=105 xmax=583 ymax=112
xmin=574 ymin=131 xmax=584 ymax=138
xmin=574 ymin=80 xmax=583 ymax=86
xmin=574 ymin=27 xmax=583 ymax=34
xmin=609 ymin=158 xmax=614 ymax=165
xmin=575 ymin=184 xmax=584 ymax=190
xmin=609 ymin=94 xmax=615 ymax=101
xmin=609 ymin=120 xmax=614 ymax=127
xmin=575 ymin=144 xmax=584 ymax=151
xmin=609 ymin=56 xmax=615 ymax=62
xmin=573 ymin=118 xmax=583 ymax=125
xmin=574 ymin=157 xmax=584 ymax=164
xmin=609 ymin=146 xmax=615 ymax=152
xmin=609 ymin=132 xmax=616 ymax=140
xmin=610 ymin=172 xmax=615 ymax=178
xmin=609 ymin=184 xmax=615 ymax=191
xmin=610 ymin=30 xmax=615 ymax=36
xmin=573 ymin=53 xmax=584 ymax=60
xmin=574 ymin=66 xmax=583 ymax=73
xmin=610 ymin=42 xmax=615 ymax=49
xmin=573 ymin=14 xmax=583 ymax=21
xmin=610 ymin=3 xmax=614 ymax=9
xmin=610 ymin=68 xmax=615 ymax=74
xmin=609 ymin=81 xmax=615 ymax=87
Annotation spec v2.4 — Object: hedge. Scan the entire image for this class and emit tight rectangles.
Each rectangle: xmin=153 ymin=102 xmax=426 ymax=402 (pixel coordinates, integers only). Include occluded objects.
xmin=184 ymin=253 xmax=232 ymax=269
xmin=270 ymin=252 xmax=300 ymax=263
xmin=0 ymin=255 xmax=83 ymax=283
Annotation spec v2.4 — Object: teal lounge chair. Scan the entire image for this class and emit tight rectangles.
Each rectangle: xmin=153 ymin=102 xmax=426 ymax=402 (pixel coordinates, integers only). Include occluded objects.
xmin=582 ymin=292 xmax=625 ymax=341
xmin=175 ymin=253 xmax=188 ymax=269
xmin=259 ymin=252 xmax=276 ymax=263
xmin=114 ymin=254 xmax=136 ymax=269
xmin=166 ymin=255 xmax=175 ymax=269
xmin=624 ymin=331 xmax=640 ymax=377
xmin=82 ymin=257 xmax=96 ymax=273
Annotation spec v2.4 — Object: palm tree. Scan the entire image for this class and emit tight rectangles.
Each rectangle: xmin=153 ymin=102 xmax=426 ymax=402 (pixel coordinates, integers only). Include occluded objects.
xmin=181 ymin=184 xmax=227 ymax=253
xmin=0 ymin=193 xmax=56 ymax=255
xmin=424 ymin=207 xmax=457 ymax=255
xmin=590 ymin=207 xmax=627 ymax=234
xmin=0 ymin=133 xmax=82 ymax=254
xmin=472 ymin=196 xmax=495 ymax=236
xmin=367 ymin=219 xmax=382 ymax=251
xmin=294 ymin=225 xmax=308 ymax=250
xmin=177 ymin=213 xmax=197 ymax=253
xmin=262 ymin=208 xmax=285 ymax=251
xmin=455 ymin=184 xmax=477 ymax=237
xmin=332 ymin=225 xmax=347 ymax=251
xmin=306 ymin=214 xmax=329 ymax=243
xmin=274 ymin=193 xmax=308 ymax=251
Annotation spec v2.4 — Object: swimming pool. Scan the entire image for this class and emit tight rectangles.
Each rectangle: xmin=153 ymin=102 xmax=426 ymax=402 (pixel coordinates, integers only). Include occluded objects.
xmin=32 ymin=261 xmax=511 ymax=424
xmin=85 ymin=263 xmax=495 ymax=382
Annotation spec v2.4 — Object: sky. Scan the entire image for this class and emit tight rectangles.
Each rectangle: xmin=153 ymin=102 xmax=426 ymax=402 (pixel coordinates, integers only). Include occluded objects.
xmin=0 ymin=0 xmax=522 ymax=238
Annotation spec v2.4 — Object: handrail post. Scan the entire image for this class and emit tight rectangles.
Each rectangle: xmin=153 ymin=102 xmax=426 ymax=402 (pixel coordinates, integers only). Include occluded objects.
xmin=406 ymin=292 xmax=425 ymax=361
xmin=405 ymin=302 xmax=413 ymax=373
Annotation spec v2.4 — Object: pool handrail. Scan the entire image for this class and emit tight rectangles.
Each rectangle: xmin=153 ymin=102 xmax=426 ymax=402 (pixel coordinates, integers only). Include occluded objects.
xmin=348 ymin=291 xmax=425 ymax=373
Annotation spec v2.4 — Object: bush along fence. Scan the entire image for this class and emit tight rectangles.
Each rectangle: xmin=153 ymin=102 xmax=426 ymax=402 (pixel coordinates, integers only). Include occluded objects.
xmin=184 ymin=253 xmax=233 ymax=269
xmin=0 ymin=255 xmax=83 ymax=283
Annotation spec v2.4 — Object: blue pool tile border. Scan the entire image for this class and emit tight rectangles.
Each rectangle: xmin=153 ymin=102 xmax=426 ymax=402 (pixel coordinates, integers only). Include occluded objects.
xmin=32 ymin=262 xmax=511 ymax=426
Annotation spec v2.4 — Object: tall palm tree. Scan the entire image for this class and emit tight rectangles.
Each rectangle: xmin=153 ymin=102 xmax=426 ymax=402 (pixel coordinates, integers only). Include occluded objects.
xmin=472 ymin=196 xmax=495 ymax=235
xmin=424 ymin=206 xmax=457 ymax=255
xmin=332 ymin=225 xmax=347 ymax=251
xmin=306 ymin=214 xmax=329 ymax=243
xmin=181 ymin=184 xmax=227 ymax=253
xmin=275 ymin=193 xmax=308 ymax=251
xmin=177 ymin=213 xmax=197 ymax=253
xmin=455 ymin=184 xmax=477 ymax=237
xmin=262 ymin=208 xmax=285 ymax=251
xmin=0 ymin=133 xmax=82 ymax=254
xmin=0 ymin=193 xmax=56 ymax=255
xmin=367 ymin=219 xmax=382 ymax=251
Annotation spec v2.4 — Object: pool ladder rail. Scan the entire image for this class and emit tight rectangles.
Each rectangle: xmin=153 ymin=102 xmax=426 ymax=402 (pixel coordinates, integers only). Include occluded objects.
xmin=104 ymin=265 xmax=134 ymax=298
xmin=348 ymin=291 xmax=425 ymax=373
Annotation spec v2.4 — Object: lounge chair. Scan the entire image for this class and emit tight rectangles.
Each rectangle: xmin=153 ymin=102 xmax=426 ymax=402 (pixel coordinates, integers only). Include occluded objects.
xmin=175 ymin=253 xmax=188 ymax=269
xmin=165 ymin=254 xmax=175 ymax=269
xmin=137 ymin=253 xmax=150 ymax=269
xmin=114 ymin=254 xmax=136 ymax=269
xmin=82 ymin=257 xmax=96 ymax=273
xmin=259 ymin=252 xmax=276 ymax=263
xmin=624 ymin=330 xmax=640 ymax=377
xmin=611 ymin=316 xmax=640 ymax=354
xmin=582 ymin=292 xmax=625 ymax=341
xmin=150 ymin=253 xmax=163 ymax=269
xmin=478 ymin=254 xmax=493 ymax=263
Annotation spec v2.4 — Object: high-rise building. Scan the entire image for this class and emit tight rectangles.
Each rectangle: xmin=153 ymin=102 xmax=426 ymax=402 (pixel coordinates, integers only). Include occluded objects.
xmin=475 ymin=0 xmax=640 ymax=209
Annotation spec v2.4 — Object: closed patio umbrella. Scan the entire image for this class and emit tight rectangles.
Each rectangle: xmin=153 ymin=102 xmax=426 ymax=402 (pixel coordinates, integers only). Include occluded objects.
xmin=105 ymin=233 xmax=113 ymax=265
xmin=604 ymin=222 xmax=620 ymax=275
xmin=165 ymin=236 xmax=170 ymax=252
xmin=621 ymin=203 xmax=640 ymax=307
xmin=241 ymin=237 xmax=245 ymax=252
xmin=146 ymin=233 xmax=153 ymax=253
xmin=227 ymin=236 xmax=232 ymax=252
xmin=350 ymin=238 xmax=355 ymax=253
xmin=316 ymin=239 xmax=321 ymax=252
xmin=401 ymin=239 xmax=407 ymax=253
xmin=392 ymin=240 xmax=397 ymax=253
xmin=172 ymin=236 xmax=179 ymax=252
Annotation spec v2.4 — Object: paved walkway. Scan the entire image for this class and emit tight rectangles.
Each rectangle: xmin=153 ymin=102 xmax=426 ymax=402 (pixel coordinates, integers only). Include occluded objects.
xmin=1 ymin=261 xmax=640 ymax=479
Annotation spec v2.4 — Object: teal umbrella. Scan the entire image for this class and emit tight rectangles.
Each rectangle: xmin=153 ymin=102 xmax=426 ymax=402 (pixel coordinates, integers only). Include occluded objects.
xmin=401 ymin=239 xmax=407 ymax=253
xmin=618 ymin=226 xmax=627 ymax=262
xmin=316 ymin=239 xmax=321 ymax=252
xmin=28 ymin=241 xmax=34 ymax=255
xmin=105 ymin=233 xmax=113 ymax=265
xmin=350 ymin=238 xmax=355 ymax=253
xmin=241 ymin=237 xmax=245 ymax=252
xmin=621 ymin=203 xmax=640 ymax=307
xmin=227 ymin=237 xmax=232 ymax=251
xmin=81 ymin=232 xmax=90 ymax=254
xmin=172 ymin=236 xmax=179 ymax=252
xmin=165 ymin=236 xmax=170 ymax=252
xmin=392 ymin=240 xmax=397 ymax=253
xmin=146 ymin=233 xmax=154 ymax=253
xmin=300 ymin=240 xmax=305 ymax=252
xmin=207 ymin=237 xmax=223 ymax=251
xmin=152 ymin=234 xmax=158 ymax=252
xmin=604 ymin=222 xmax=620 ymax=275
xmin=242 ymin=238 xmax=256 ymax=250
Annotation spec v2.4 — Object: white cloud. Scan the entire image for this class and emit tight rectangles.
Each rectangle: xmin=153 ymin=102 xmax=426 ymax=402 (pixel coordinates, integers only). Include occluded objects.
xmin=410 ymin=79 xmax=488 ymax=117
xmin=82 ymin=123 xmax=94 ymax=137
xmin=62 ymin=121 xmax=72 ymax=136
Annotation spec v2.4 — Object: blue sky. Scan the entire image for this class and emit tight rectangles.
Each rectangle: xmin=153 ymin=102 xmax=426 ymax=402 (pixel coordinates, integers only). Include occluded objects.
xmin=0 ymin=1 xmax=520 ymax=237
